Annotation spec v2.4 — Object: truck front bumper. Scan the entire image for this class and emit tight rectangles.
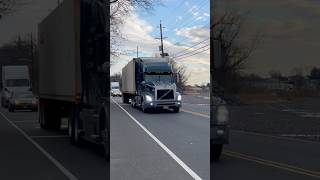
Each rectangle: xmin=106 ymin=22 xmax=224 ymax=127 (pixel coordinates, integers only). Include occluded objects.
xmin=143 ymin=100 xmax=182 ymax=108
xmin=211 ymin=125 xmax=229 ymax=145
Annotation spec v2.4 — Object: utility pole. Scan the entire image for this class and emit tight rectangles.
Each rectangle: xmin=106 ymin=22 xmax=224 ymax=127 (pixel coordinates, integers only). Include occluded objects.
xmin=155 ymin=20 xmax=167 ymax=57
xmin=136 ymin=46 xmax=139 ymax=58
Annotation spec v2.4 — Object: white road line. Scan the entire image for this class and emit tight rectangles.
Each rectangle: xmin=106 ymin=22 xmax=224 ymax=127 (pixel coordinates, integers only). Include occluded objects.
xmin=13 ymin=121 xmax=38 ymax=123
xmin=0 ymin=111 xmax=78 ymax=180
xmin=30 ymin=135 xmax=69 ymax=139
xmin=112 ymin=99 xmax=202 ymax=180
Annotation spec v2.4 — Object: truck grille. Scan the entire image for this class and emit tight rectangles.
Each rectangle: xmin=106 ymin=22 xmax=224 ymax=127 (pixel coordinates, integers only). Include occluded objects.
xmin=157 ymin=89 xmax=174 ymax=100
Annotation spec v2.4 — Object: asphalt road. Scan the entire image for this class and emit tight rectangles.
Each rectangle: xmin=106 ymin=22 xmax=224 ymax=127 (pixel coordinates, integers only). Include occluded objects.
xmin=0 ymin=102 xmax=108 ymax=180
xmin=213 ymin=97 xmax=320 ymax=180
xmin=110 ymin=95 xmax=210 ymax=180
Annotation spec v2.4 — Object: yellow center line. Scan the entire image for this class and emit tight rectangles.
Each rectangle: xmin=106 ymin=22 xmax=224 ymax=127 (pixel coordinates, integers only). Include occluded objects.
xmin=223 ymin=150 xmax=320 ymax=178
xmin=181 ymin=109 xmax=210 ymax=119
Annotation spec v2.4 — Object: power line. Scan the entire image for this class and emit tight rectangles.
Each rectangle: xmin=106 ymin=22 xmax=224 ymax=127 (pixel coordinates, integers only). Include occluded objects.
xmin=165 ymin=23 xmax=209 ymax=51
xmin=163 ymin=0 xmax=186 ymax=22
xmin=175 ymin=47 xmax=209 ymax=60
xmin=174 ymin=43 xmax=209 ymax=59
xmin=171 ymin=0 xmax=209 ymax=32
xmin=167 ymin=0 xmax=208 ymax=29
xmin=175 ymin=38 xmax=209 ymax=56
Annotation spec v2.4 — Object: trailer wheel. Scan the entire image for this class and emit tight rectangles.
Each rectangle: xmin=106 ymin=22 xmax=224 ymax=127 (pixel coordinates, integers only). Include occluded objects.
xmin=1 ymin=97 xmax=4 ymax=108
xmin=39 ymin=101 xmax=61 ymax=130
xmin=69 ymin=107 xmax=82 ymax=145
xmin=211 ymin=144 xmax=223 ymax=161
xmin=8 ymin=106 xmax=14 ymax=112
xmin=122 ymin=94 xmax=130 ymax=104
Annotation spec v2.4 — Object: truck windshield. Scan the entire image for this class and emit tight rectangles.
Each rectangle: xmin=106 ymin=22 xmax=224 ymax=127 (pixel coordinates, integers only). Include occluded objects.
xmin=112 ymin=86 xmax=120 ymax=89
xmin=145 ymin=75 xmax=173 ymax=83
xmin=6 ymin=79 xmax=29 ymax=87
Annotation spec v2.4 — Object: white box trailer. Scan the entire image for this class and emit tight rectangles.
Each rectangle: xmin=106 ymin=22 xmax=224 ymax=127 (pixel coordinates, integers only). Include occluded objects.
xmin=121 ymin=60 xmax=136 ymax=94
xmin=36 ymin=0 xmax=80 ymax=102
xmin=36 ymin=0 xmax=109 ymax=160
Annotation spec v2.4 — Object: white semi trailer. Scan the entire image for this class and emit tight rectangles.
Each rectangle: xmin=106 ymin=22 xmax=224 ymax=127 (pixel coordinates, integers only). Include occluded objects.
xmin=35 ymin=0 xmax=109 ymax=160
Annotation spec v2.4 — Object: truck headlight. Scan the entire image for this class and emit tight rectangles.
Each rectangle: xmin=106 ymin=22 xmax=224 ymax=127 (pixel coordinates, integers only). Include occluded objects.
xmin=177 ymin=94 xmax=182 ymax=101
xmin=217 ymin=106 xmax=229 ymax=124
xmin=145 ymin=95 xmax=153 ymax=102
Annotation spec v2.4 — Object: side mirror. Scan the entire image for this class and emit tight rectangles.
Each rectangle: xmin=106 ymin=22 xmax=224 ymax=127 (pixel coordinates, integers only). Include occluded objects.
xmin=141 ymin=81 xmax=146 ymax=84
xmin=173 ymin=73 xmax=180 ymax=83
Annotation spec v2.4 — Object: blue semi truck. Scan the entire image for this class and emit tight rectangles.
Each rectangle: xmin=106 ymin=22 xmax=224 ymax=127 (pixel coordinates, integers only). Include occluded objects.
xmin=121 ymin=57 xmax=182 ymax=113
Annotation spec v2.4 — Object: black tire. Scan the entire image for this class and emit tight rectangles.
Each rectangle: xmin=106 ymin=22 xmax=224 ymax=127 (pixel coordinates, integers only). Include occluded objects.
xmin=8 ymin=106 xmax=14 ymax=112
xmin=172 ymin=107 xmax=180 ymax=113
xmin=39 ymin=101 xmax=61 ymax=130
xmin=122 ymin=94 xmax=130 ymax=104
xmin=69 ymin=107 xmax=82 ymax=145
xmin=142 ymin=104 xmax=149 ymax=113
xmin=211 ymin=144 xmax=223 ymax=162
xmin=1 ymin=97 xmax=4 ymax=108
xmin=4 ymin=100 xmax=8 ymax=108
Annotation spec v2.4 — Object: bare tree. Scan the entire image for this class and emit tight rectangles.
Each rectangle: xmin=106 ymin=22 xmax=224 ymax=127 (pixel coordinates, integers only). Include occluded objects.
xmin=269 ymin=70 xmax=282 ymax=79
xmin=309 ymin=67 xmax=320 ymax=80
xmin=0 ymin=0 xmax=15 ymax=19
xmin=110 ymin=0 xmax=159 ymax=57
xmin=110 ymin=72 xmax=122 ymax=85
xmin=170 ymin=60 xmax=189 ymax=93
xmin=212 ymin=8 xmax=262 ymax=92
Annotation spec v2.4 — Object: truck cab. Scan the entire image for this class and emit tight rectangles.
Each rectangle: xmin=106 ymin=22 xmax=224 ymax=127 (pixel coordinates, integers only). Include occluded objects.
xmin=1 ymin=65 xmax=31 ymax=108
xmin=122 ymin=57 xmax=182 ymax=113
xmin=111 ymin=82 xmax=122 ymax=97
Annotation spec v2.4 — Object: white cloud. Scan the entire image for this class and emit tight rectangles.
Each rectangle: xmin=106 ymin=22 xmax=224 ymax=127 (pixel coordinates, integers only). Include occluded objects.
xmin=203 ymin=12 xmax=210 ymax=17
xmin=112 ymin=11 xmax=210 ymax=85
xmin=175 ymin=26 xmax=209 ymax=43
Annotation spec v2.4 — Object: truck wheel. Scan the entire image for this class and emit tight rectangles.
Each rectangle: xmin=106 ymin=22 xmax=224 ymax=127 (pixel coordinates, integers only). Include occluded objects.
xmin=8 ymin=106 xmax=14 ymax=112
xmin=69 ymin=108 xmax=82 ymax=145
xmin=142 ymin=104 xmax=149 ymax=113
xmin=122 ymin=94 xmax=130 ymax=104
xmin=211 ymin=144 xmax=223 ymax=161
xmin=1 ymin=97 xmax=4 ymax=108
xmin=172 ymin=107 xmax=180 ymax=113
xmin=40 ymin=102 xmax=61 ymax=130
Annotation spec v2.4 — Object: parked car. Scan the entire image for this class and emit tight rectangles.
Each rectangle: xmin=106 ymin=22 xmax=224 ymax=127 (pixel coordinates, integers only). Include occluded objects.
xmin=8 ymin=91 xmax=38 ymax=112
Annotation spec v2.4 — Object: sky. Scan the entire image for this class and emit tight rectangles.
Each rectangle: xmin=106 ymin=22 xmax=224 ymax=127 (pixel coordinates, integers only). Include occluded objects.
xmin=0 ymin=0 xmax=57 ymax=45
xmin=111 ymin=0 xmax=210 ymax=86
xmin=216 ymin=0 xmax=320 ymax=77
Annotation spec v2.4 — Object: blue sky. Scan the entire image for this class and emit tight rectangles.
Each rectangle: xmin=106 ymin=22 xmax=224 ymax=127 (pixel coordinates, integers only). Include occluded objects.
xmin=0 ymin=0 xmax=210 ymax=85
xmin=111 ymin=0 xmax=210 ymax=86
xmin=140 ymin=0 xmax=210 ymax=48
